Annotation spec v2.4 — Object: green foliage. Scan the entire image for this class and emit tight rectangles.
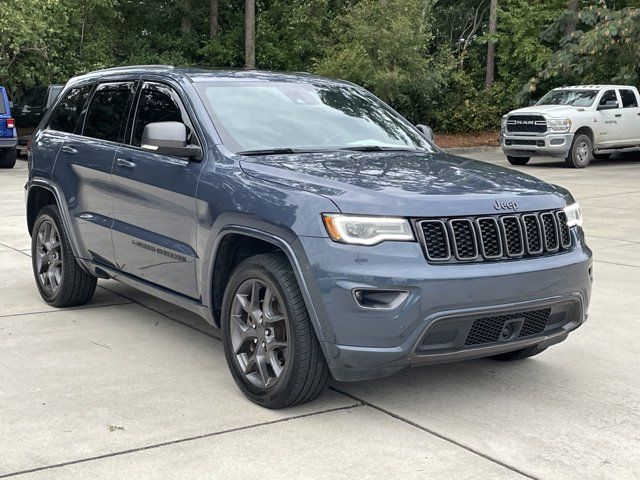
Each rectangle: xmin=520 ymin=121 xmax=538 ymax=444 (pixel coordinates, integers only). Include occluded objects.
xmin=538 ymin=3 xmax=640 ymax=87
xmin=1 ymin=0 xmax=638 ymax=131
xmin=315 ymin=0 xmax=455 ymax=123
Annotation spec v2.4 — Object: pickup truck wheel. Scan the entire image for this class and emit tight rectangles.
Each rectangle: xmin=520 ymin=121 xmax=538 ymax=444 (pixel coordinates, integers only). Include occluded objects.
xmin=566 ymin=134 xmax=593 ymax=168
xmin=506 ymin=156 xmax=530 ymax=166
xmin=31 ymin=205 xmax=97 ymax=307
xmin=0 ymin=148 xmax=17 ymax=168
xmin=489 ymin=345 xmax=547 ymax=361
xmin=221 ymin=253 xmax=329 ymax=409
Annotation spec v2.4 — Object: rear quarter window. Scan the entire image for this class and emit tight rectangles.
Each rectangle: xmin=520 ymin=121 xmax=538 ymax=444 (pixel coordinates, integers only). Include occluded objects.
xmin=49 ymin=85 xmax=94 ymax=133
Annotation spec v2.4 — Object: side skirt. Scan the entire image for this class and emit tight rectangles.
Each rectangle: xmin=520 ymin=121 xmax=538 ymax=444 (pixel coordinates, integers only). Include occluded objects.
xmin=89 ymin=260 xmax=217 ymax=326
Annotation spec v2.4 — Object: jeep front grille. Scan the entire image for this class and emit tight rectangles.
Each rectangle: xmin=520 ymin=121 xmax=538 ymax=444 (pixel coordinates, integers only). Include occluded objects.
xmin=417 ymin=209 xmax=571 ymax=264
xmin=506 ymin=115 xmax=547 ymax=134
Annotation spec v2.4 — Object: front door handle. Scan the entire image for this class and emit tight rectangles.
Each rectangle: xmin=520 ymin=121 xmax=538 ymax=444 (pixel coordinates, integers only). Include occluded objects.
xmin=116 ymin=158 xmax=136 ymax=169
xmin=615 ymin=113 xmax=622 ymax=117
xmin=61 ymin=145 xmax=77 ymax=154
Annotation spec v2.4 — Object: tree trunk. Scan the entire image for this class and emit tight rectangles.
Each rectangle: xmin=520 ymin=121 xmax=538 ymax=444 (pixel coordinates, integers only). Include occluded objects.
xmin=565 ymin=0 xmax=579 ymax=36
xmin=245 ymin=0 xmax=256 ymax=69
xmin=181 ymin=0 xmax=192 ymax=35
xmin=485 ymin=0 xmax=498 ymax=88
xmin=210 ymin=0 xmax=219 ymax=38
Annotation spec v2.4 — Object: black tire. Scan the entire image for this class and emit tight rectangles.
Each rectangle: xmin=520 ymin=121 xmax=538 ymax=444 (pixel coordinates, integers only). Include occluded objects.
xmin=0 ymin=148 xmax=17 ymax=168
xmin=593 ymin=153 xmax=611 ymax=160
xmin=31 ymin=205 xmax=97 ymax=307
xmin=221 ymin=253 xmax=329 ymax=408
xmin=507 ymin=156 xmax=530 ymax=166
xmin=489 ymin=345 xmax=547 ymax=361
xmin=565 ymin=133 xmax=593 ymax=168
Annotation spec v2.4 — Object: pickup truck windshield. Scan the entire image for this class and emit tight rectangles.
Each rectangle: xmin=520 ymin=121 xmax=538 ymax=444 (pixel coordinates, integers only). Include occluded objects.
xmin=196 ymin=81 xmax=434 ymax=154
xmin=537 ymin=89 xmax=598 ymax=107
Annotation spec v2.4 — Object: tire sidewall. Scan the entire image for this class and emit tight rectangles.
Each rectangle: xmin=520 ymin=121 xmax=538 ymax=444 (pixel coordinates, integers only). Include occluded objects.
xmin=221 ymin=261 xmax=298 ymax=405
xmin=0 ymin=148 xmax=17 ymax=168
xmin=31 ymin=206 xmax=66 ymax=304
xmin=569 ymin=134 xmax=592 ymax=168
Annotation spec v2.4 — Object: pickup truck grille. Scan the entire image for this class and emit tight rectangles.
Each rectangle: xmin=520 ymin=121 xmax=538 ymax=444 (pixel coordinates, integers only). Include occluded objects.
xmin=417 ymin=209 xmax=571 ymax=263
xmin=506 ymin=115 xmax=547 ymax=133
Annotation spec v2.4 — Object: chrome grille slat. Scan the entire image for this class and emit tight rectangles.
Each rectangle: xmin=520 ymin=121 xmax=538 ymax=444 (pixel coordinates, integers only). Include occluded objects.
xmin=521 ymin=214 xmax=544 ymax=255
xmin=449 ymin=219 xmax=478 ymax=261
xmin=540 ymin=212 xmax=560 ymax=252
xmin=418 ymin=209 xmax=572 ymax=264
xmin=500 ymin=215 xmax=524 ymax=257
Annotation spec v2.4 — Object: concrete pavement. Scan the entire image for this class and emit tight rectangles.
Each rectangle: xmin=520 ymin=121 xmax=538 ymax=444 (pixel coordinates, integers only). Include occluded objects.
xmin=1 ymin=153 xmax=639 ymax=479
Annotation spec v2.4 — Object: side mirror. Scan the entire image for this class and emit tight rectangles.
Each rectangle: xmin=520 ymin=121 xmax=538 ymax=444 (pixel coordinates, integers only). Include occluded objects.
xmin=141 ymin=121 xmax=202 ymax=160
xmin=529 ymin=100 xmax=537 ymax=107
xmin=598 ymin=100 xmax=619 ymax=110
xmin=416 ymin=124 xmax=434 ymax=142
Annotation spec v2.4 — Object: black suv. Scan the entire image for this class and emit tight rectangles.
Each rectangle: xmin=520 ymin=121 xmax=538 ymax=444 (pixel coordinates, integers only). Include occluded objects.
xmin=25 ymin=66 xmax=592 ymax=408
xmin=13 ymin=84 xmax=63 ymax=156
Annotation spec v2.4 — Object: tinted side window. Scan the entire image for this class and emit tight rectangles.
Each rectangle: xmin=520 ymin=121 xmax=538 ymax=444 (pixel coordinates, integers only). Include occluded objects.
xmin=83 ymin=82 xmax=136 ymax=143
xmin=599 ymin=90 xmax=618 ymax=107
xmin=19 ymin=86 xmax=48 ymax=109
xmin=620 ymin=89 xmax=638 ymax=108
xmin=132 ymin=83 xmax=193 ymax=147
xmin=49 ymin=85 xmax=93 ymax=133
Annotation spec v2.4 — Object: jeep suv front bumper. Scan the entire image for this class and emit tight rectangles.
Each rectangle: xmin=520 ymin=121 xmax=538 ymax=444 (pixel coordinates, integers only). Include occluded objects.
xmin=297 ymin=229 xmax=592 ymax=382
xmin=501 ymin=132 xmax=574 ymax=158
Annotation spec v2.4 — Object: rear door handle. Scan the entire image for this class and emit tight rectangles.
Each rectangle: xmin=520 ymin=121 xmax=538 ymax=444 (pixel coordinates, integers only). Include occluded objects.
xmin=615 ymin=113 xmax=622 ymax=117
xmin=61 ymin=145 xmax=77 ymax=154
xmin=116 ymin=158 xmax=136 ymax=169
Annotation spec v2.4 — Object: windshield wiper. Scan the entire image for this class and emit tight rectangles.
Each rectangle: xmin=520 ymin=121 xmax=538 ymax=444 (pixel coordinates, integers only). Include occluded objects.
xmin=338 ymin=145 xmax=424 ymax=153
xmin=237 ymin=147 xmax=335 ymax=156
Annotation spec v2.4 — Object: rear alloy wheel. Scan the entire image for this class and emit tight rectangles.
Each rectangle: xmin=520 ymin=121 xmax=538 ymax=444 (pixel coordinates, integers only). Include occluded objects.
xmin=221 ymin=253 xmax=329 ymax=408
xmin=489 ymin=345 xmax=547 ymax=361
xmin=566 ymin=134 xmax=593 ymax=168
xmin=507 ymin=156 xmax=530 ymax=166
xmin=31 ymin=205 xmax=97 ymax=307
xmin=0 ymin=148 xmax=17 ymax=168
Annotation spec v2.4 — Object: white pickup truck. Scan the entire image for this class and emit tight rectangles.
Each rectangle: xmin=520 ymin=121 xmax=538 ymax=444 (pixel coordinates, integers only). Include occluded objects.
xmin=501 ymin=85 xmax=640 ymax=168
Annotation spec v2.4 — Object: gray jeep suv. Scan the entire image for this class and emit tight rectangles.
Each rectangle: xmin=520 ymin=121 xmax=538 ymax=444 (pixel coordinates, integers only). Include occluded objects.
xmin=25 ymin=66 xmax=593 ymax=408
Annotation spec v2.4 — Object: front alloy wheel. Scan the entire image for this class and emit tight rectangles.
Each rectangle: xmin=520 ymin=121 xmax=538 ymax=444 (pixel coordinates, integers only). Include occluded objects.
xmin=221 ymin=253 xmax=329 ymax=408
xmin=230 ymin=278 xmax=290 ymax=389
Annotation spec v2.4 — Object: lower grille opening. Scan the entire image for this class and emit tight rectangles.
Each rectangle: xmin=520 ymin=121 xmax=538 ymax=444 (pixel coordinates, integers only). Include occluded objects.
xmin=465 ymin=308 xmax=552 ymax=346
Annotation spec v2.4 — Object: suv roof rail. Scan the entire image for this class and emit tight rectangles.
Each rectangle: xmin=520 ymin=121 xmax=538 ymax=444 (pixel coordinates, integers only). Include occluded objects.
xmin=92 ymin=64 xmax=175 ymax=74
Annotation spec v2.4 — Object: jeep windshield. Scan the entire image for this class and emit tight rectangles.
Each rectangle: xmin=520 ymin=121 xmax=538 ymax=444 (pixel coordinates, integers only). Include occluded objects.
xmin=536 ymin=89 xmax=598 ymax=107
xmin=196 ymin=80 xmax=434 ymax=155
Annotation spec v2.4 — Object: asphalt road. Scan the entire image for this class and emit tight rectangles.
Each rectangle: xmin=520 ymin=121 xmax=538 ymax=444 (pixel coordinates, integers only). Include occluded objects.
xmin=1 ymin=152 xmax=639 ymax=479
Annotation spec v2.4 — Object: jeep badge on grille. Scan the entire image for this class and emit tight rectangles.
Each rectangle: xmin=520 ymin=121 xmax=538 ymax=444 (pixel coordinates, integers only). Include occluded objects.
xmin=494 ymin=200 xmax=519 ymax=211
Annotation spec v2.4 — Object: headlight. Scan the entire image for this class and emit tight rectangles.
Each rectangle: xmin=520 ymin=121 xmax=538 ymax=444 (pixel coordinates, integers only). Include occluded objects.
xmin=563 ymin=202 xmax=582 ymax=227
xmin=322 ymin=214 xmax=414 ymax=246
xmin=548 ymin=118 xmax=572 ymax=132
xmin=501 ymin=116 xmax=508 ymax=130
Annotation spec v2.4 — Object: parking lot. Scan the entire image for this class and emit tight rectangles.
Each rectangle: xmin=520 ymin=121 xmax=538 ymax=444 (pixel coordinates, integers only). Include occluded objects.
xmin=1 ymin=153 xmax=639 ymax=479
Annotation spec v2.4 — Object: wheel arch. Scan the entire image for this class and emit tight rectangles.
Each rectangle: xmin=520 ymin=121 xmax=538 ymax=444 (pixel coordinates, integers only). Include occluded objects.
xmin=26 ymin=185 xmax=57 ymax=236
xmin=574 ymin=126 xmax=594 ymax=144
xmin=206 ymin=226 xmax=333 ymax=347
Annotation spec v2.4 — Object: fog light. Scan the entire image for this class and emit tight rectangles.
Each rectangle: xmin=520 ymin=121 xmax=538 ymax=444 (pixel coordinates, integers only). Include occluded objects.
xmin=352 ymin=289 xmax=409 ymax=310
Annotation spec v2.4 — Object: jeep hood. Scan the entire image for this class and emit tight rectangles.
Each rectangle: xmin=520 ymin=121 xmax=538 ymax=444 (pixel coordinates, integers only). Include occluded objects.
xmin=508 ymin=104 xmax=585 ymax=117
xmin=239 ymin=151 xmax=570 ymax=217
